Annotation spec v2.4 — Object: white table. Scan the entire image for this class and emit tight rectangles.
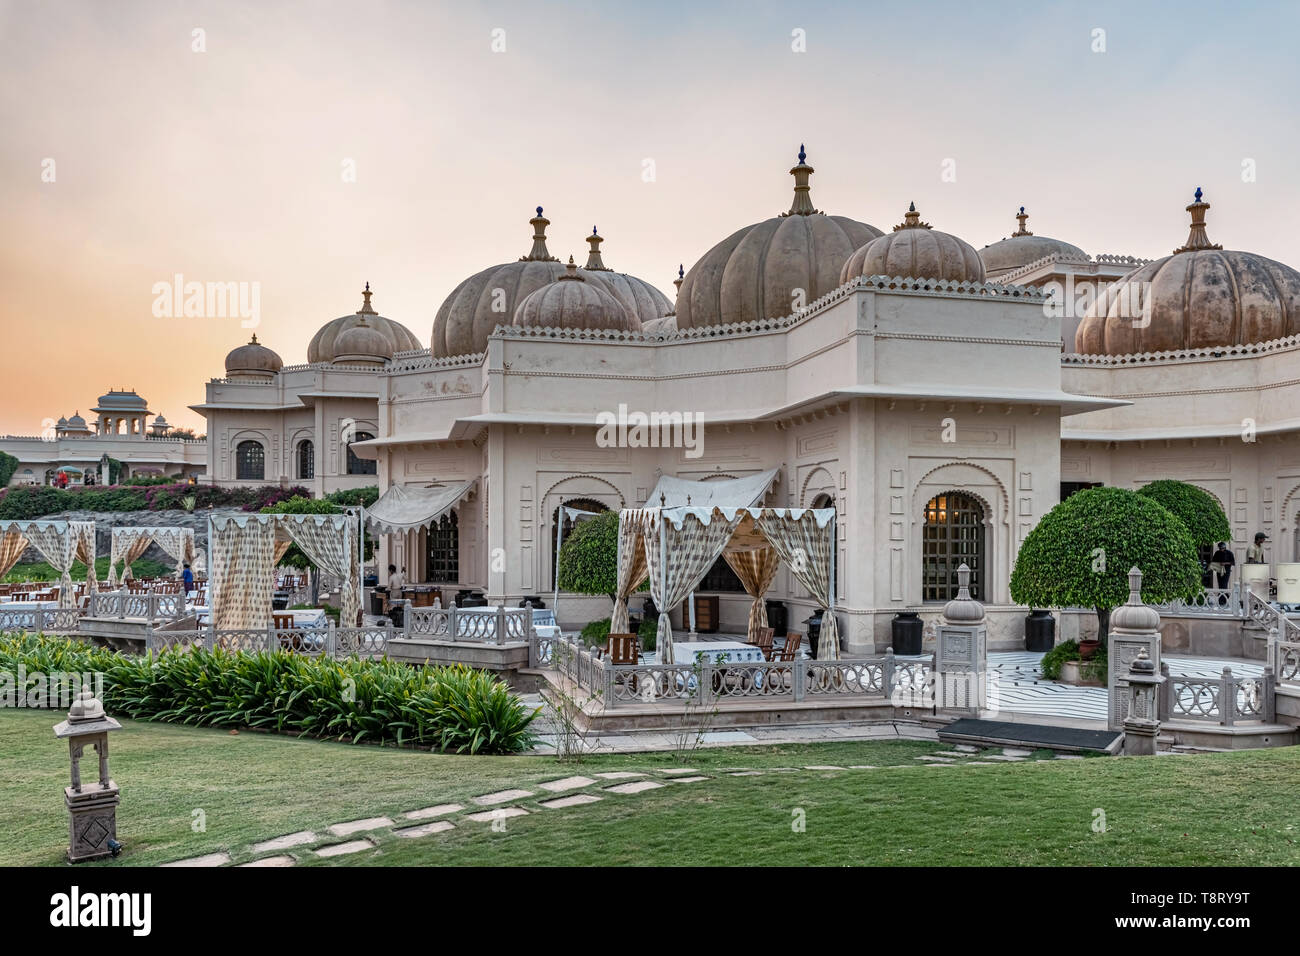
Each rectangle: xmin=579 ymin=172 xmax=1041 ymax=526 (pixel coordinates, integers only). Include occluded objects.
xmin=671 ymin=640 xmax=766 ymax=666
xmin=0 ymin=600 xmax=59 ymax=610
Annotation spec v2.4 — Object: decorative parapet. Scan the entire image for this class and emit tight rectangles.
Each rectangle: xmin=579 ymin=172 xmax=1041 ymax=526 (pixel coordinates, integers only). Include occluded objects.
xmin=385 ymin=350 xmax=486 ymax=374
xmin=1063 ymin=331 xmax=1300 ymax=367
xmin=992 ymin=251 xmax=1150 ymax=286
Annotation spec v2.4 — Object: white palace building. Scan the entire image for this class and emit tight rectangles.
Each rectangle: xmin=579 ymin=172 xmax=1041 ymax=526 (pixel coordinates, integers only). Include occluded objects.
xmin=195 ymin=150 xmax=1300 ymax=650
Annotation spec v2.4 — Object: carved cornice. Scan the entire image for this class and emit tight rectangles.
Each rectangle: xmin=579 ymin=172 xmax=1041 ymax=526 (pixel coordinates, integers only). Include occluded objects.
xmin=1062 ymin=332 xmax=1300 ymax=367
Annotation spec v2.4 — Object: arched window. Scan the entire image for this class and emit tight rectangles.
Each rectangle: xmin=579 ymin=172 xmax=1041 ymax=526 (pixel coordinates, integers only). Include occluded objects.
xmin=551 ymin=498 xmax=610 ymax=588
xmin=297 ymin=440 xmax=315 ymax=480
xmin=426 ymin=511 xmax=459 ymax=583
xmin=346 ymin=432 xmax=376 ymax=475
xmin=236 ymin=440 xmax=264 ymax=481
xmin=922 ymin=492 xmax=985 ymax=602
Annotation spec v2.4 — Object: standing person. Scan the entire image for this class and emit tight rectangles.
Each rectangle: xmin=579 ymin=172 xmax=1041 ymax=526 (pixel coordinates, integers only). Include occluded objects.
xmin=388 ymin=563 xmax=405 ymax=591
xmin=1246 ymin=532 xmax=1269 ymax=564
xmin=1210 ymin=541 xmax=1235 ymax=589
xmin=182 ymin=562 xmax=195 ymax=595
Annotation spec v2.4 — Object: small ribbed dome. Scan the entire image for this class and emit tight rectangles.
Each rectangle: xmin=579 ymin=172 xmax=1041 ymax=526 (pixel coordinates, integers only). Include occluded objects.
xmin=1075 ymin=190 xmax=1300 ymax=355
xmin=979 ymin=207 xmax=1087 ymax=277
xmin=580 ymin=227 xmax=671 ymax=325
xmin=676 ymin=147 xmax=884 ymax=330
xmin=96 ymin=389 xmax=148 ymax=408
xmin=225 ymin=334 xmax=283 ymax=378
xmin=433 ymin=208 xmax=570 ymax=356
xmin=308 ymin=284 xmax=421 ymax=363
xmin=56 ymin=416 xmax=69 ymax=427
xmin=152 ymin=413 xmax=168 ymax=425
xmin=332 ymin=315 xmax=393 ymax=365
xmin=840 ymin=203 xmax=986 ymax=284
xmin=67 ymin=413 xmax=87 ymax=428
xmin=513 ymin=257 xmax=637 ymax=332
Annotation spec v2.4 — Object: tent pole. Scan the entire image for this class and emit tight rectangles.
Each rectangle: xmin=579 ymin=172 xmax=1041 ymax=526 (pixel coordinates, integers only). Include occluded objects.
xmin=689 ymin=589 xmax=696 ymax=635
xmin=553 ymin=498 xmax=563 ymax=619
xmin=659 ymin=513 xmax=668 ymax=662
xmin=358 ymin=505 xmax=366 ymax=623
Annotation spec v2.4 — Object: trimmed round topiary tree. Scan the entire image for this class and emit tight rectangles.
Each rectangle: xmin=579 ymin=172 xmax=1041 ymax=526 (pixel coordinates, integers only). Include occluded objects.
xmin=557 ymin=510 xmax=619 ymax=606
xmin=1135 ymin=479 xmax=1231 ymax=547
xmin=1010 ymin=486 xmax=1202 ymax=638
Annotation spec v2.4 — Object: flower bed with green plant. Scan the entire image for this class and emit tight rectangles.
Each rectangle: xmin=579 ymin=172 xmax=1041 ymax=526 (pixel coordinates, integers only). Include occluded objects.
xmin=0 ymin=482 xmax=311 ymax=519
xmin=3 ymin=557 xmax=173 ymax=584
xmin=1039 ymin=639 xmax=1108 ymax=685
xmin=0 ymin=633 xmax=539 ymax=754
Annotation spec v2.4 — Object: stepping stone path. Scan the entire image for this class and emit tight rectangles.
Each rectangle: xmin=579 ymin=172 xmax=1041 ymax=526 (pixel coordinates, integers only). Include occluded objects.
xmin=954 ymin=745 xmax=978 ymax=753
xmin=252 ymin=831 xmax=315 ymax=854
xmin=915 ymin=755 xmax=954 ymax=763
xmin=538 ymin=776 xmax=596 ymax=792
xmin=466 ymin=806 xmax=530 ymax=823
xmin=540 ymin=794 xmax=603 ymax=809
xmin=1002 ymin=748 xmax=1033 ymax=757
xmin=657 ymin=768 xmax=701 ymax=775
xmin=238 ymin=854 xmax=295 ymax=867
xmin=671 ymin=776 xmax=709 ymax=783
xmin=395 ymin=821 xmax=455 ymax=838
xmin=593 ymin=771 xmax=644 ymax=780
xmin=606 ymin=780 xmax=664 ymax=795
xmin=804 ymin=765 xmax=845 ymax=771
xmin=162 ymin=851 xmax=231 ymax=867
xmin=932 ymin=751 xmax=972 ymax=758
xmin=314 ymin=839 xmax=374 ymax=858
xmin=729 ymin=770 xmax=764 ymax=776
xmin=472 ymin=789 xmax=534 ymax=806
xmin=848 ymin=765 xmax=878 ymax=770
xmin=981 ymin=755 xmax=1026 ymax=762
xmin=405 ymin=804 xmax=463 ymax=820
xmin=328 ymin=816 xmax=393 ymax=837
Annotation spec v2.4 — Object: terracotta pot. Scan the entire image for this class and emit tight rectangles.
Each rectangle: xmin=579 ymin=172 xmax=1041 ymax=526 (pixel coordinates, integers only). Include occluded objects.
xmin=1078 ymin=639 xmax=1100 ymax=661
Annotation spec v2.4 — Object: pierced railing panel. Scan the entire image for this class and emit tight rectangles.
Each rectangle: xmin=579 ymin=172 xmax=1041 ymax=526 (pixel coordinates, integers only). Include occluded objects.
xmin=1162 ymin=663 xmax=1275 ymax=725
xmin=334 ymin=626 xmax=389 ymax=657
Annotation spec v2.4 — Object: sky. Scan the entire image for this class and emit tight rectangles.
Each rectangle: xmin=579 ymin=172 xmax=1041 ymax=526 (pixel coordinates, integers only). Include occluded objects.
xmin=2 ymin=0 xmax=1298 ymax=434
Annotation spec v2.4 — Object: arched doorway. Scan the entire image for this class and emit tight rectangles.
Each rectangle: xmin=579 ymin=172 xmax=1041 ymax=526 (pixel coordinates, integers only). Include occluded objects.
xmin=922 ymin=491 xmax=985 ymax=602
xmin=425 ymin=510 xmax=460 ymax=583
xmin=235 ymin=440 xmax=265 ymax=480
xmin=551 ymin=498 xmax=609 ymax=588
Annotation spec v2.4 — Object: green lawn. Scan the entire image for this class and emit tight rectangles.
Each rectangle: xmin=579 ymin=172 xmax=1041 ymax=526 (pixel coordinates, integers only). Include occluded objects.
xmin=3 ymin=708 xmax=1298 ymax=866
xmin=3 ymin=557 xmax=174 ymax=583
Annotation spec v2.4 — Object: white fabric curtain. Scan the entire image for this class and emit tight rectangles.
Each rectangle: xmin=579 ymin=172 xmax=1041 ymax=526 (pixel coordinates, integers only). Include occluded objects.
xmin=281 ymin=515 xmax=358 ymax=628
xmin=20 ymin=522 xmax=79 ymax=608
xmin=107 ymin=529 xmax=151 ymax=588
xmin=150 ymin=527 xmax=195 ymax=574
xmin=0 ymin=531 xmax=29 ymax=580
xmin=72 ymin=522 xmax=97 ymax=596
xmin=641 ymin=510 xmax=743 ymax=666
xmin=610 ymin=510 xmax=649 ymax=634
xmin=754 ymin=510 xmax=839 ymax=660
xmin=209 ymin=516 xmax=276 ymax=630
xmin=724 ymin=547 xmax=781 ymax=644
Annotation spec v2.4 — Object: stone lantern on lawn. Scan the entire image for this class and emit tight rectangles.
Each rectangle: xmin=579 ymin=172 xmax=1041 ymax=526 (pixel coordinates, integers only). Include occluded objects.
xmin=52 ymin=686 xmax=123 ymax=862
xmin=1121 ymin=647 xmax=1165 ymax=756
xmin=934 ymin=563 xmax=988 ymax=714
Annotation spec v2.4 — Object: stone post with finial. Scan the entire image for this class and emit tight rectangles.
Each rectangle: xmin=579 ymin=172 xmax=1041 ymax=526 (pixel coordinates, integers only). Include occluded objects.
xmin=53 ymin=686 xmax=123 ymax=862
xmin=933 ymin=563 xmax=988 ymax=715
xmin=1121 ymin=647 xmax=1165 ymax=756
xmin=1106 ymin=567 xmax=1163 ymax=732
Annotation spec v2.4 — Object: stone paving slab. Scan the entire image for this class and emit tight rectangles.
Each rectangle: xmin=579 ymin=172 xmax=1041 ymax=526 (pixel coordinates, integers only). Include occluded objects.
xmin=847 ymin=765 xmax=878 ymax=770
xmin=965 ymin=761 xmax=996 ymax=765
xmin=982 ymin=755 xmax=1027 ymax=762
xmin=593 ymin=771 xmax=644 ymax=780
xmin=671 ymin=776 xmax=709 ymax=783
xmin=915 ymin=755 xmax=954 ymax=762
xmin=932 ymin=751 xmax=973 ymax=758
xmin=954 ymin=744 xmax=979 ymax=752
xmin=539 ymin=794 xmax=604 ymax=809
xmin=729 ymin=770 xmax=765 ymax=776
xmin=251 ymin=830 xmax=316 ymax=854
xmin=466 ymin=806 xmax=530 ymax=823
xmin=238 ymin=854 xmax=296 ymax=867
xmin=404 ymin=804 xmax=463 ymax=820
xmin=538 ymin=776 xmax=596 ymax=792
xmin=606 ymin=780 xmax=665 ymax=795
xmin=472 ymin=788 xmax=534 ymax=806
xmin=161 ymin=852 xmax=231 ymax=867
xmin=328 ymin=816 xmax=393 ymax=837
xmin=657 ymin=767 xmax=701 ymax=775
xmin=804 ymin=765 xmax=845 ymax=770
xmin=1002 ymin=748 xmax=1034 ymax=757
xmin=314 ymin=839 xmax=374 ymax=858
xmin=394 ymin=821 xmax=456 ymax=838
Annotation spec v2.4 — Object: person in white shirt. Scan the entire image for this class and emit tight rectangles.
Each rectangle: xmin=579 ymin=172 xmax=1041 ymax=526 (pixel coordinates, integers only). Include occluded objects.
xmin=388 ymin=564 xmax=406 ymax=590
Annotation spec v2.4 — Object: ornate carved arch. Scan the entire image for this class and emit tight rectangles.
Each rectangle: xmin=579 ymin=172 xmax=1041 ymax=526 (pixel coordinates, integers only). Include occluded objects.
xmin=540 ymin=473 xmax=626 ymax=510
xmin=910 ymin=460 xmax=1009 ymax=514
xmin=1280 ymin=481 xmax=1300 ymax=527
xmin=800 ymin=466 xmax=837 ymax=506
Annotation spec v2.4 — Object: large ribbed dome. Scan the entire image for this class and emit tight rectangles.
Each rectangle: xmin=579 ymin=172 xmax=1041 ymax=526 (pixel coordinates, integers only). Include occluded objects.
xmin=580 ymin=228 xmax=672 ymax=323
xmin=432 ymin=208 xmax=570 ymax=356
xmin=1075 ymin=190 xmax=1300 ymax=355
xmin=513 ymin=257 xmax=637 ymax=332
xmin=675 ymin=147 xmax=883 ymax=329
xmin=979 ymin=207 xmax=1087 ymax=277
xmin=332 ymin=315 xmax=394 ymax=365
xmin=840 ymin=202 xmax=986 ymax=284
xmin=225 ymin=334 xmax=283 ymax=378
xmin=308 ymin=285 xmax=421 ymax=363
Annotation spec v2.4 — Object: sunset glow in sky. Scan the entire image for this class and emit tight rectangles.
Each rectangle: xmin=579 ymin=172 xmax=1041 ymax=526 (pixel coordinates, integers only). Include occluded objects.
xmin=3 ymin=0 xmax=1298 ymax=434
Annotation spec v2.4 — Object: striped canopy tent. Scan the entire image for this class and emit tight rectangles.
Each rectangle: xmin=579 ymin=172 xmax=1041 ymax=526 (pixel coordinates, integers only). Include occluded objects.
xmin=105 ymin=526 xmax=198 ymax=588
xmin=208 ymin=513 xmax=360 ymax=630
xmin=0 ymin=519 xmax=97 ymax=607
xmin=614 ymin=505 xmax=837 ymax=668
xmin=364 ymin=480 xmax=477 ymax=534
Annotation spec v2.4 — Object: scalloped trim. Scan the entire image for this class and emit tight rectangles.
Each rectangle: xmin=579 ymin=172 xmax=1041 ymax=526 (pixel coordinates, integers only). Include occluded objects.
xmin=1063 ymin=331 xmax=1300 ymax=366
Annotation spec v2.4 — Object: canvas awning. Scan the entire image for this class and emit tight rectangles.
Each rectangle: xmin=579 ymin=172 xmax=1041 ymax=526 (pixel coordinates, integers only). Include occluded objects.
xmin=644 ymin=467 xmax=781 ymax=509
xmin=365 ymin=480 xmax=477 ymax=534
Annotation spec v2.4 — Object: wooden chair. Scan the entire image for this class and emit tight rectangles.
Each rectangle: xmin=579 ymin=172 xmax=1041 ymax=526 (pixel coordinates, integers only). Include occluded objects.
xmin=605 ymin=632 xmax=641 ymax=694
xmin=777 ymin=632 xmax=803 ymax=662
xmin=749 ymin=626 xmax=775 ymax=661
xmin=273 ymin=612 xmax=305 ymax=651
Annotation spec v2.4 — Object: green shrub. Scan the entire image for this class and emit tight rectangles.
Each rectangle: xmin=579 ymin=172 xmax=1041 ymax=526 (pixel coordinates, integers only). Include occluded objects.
xmin=1039 ymin=639 xmax=1107 ymax=685
xmin=0 ymin=451 xmax=18 ymax=488
xmin=0 ymin=634 xmax=539 ymax=754
xmin=122 ymin=475 xmax=175 ymax=486
xmin=325 ymin=486 xmax=379 ymax=507
xmin=580 ymin=617 xmax=611 ymax=647
xmin=637 ymin=616 xmax=657 ymax=651
xmin=3 ymin=557 xmax=173 ymax=584
xmin=1136 ymin=480 xmax=1232 ymax=548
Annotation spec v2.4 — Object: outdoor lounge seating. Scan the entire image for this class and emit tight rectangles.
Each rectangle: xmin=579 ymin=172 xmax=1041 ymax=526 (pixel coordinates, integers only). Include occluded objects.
xmin=749 ymin=625 xmax=775 ymax=659
xmin=777 ymin=632 xmax=802 ymax=662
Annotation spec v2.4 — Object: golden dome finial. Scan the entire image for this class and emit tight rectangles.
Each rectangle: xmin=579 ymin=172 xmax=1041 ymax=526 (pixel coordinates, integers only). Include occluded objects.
xmin=522 ymin=206 xmax=560 ymax=262
xmin=894 ymin=202 xmax=931 ymax=231
xmin=782 ymin=144 xmax=821 ymax=217
xmin=585 ymin=226 xmax=609 ymax=271
xmin=1013 ymin=206 xmax=1033 ymax=237
xmin=1174 ymin=187 xmax=1223 ymax=254
xmin=558 ymin=254 xmax=584 ymax=281
xmin=358 ymin=281 xmax=376 ymax=315
xmin=250 ymin=332 xmax=259 ymax=344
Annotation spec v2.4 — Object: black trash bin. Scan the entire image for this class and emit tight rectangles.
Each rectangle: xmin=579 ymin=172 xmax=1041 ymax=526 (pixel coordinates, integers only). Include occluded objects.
xmin=518 ymin=595 xmax=546 ymax=609
xmin=387 ymin=602 xmax=405 ymax=628
xmin=272 ymin=591 xmax=290 ymax=611
xmin=891 ymin=611 xmax=923 ymax=656
xmin=765 ymin=600 xmax=788 ymax=636
xmin=803 ymin=610 xmax=823 ymax=660
xmin=370 ymin=588 xmax=387 ymax=617
xmin=1025 ymin=609 xmax=1055 ymax=652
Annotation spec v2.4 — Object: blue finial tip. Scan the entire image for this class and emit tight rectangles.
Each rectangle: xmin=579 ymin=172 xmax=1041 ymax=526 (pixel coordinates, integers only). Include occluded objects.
xmin=536 ymin=206 xmax=543 ymax=216
xmin=798 ymin=144 xmax=806 ymax=163
xmin=1019 ymin=206 xmax=1025 ymax=215
xmin=1194 ymin=187 xmax=1203 ymax=203
xmin=678 ymin=264 xmax=684 ymax=278
xmin=908 ymin=201 xmax=916 ymax=212
xmin=592 ymin=226 xmax=598 ymax=235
